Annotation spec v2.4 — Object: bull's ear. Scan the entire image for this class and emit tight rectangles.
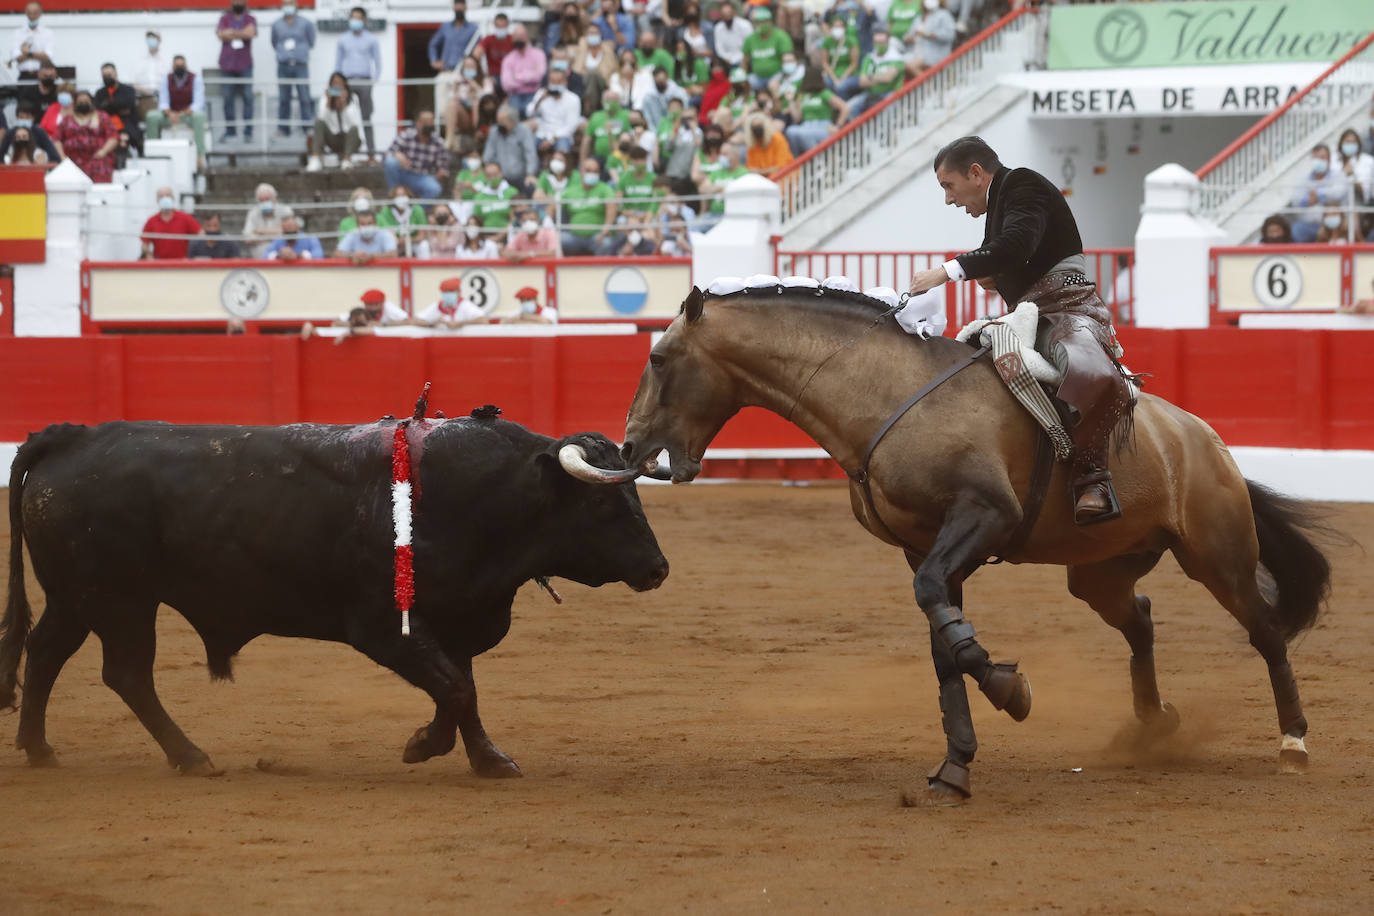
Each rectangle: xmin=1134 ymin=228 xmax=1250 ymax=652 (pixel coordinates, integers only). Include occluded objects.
xmin=681 ymin=286 xmax=704 ymax=323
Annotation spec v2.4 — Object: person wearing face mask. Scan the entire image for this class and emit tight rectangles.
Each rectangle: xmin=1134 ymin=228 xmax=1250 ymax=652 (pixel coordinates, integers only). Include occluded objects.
xmin=741 ymin=8 xmax=792 ymax=92
xmin=545 ymin=2 xmax=587 ymax=54
xmin=617 ymin=145 xmax=663 ymax=214
xmin=242 ymin=182 xmax=294 ymax=258
xmin=680 ymin=4 xmax=712 ymax=58
xmin=501 ymin=208 xmax=560 ymax=261
xmin=133 ymin=30 xmax=170 ymax=117
xmin=582 ymin=89 xmax=632 ymax=165
xmin=141 ymin=186 xmax=203 ymax=259
xmin=451 ymin=153 xmax=485 ymax=208
xmin=697 ymin=141 xmax=748 ymax=223
xmin=711 ymin=1 xmax=752 ymax=68
xmin=272 ymin=0 xmax=316 ymax=138
xmin=784 ymin=63 xmax=850 ymax=156
xmin=529 ymin=67 xmax=584 ymax=156
xmin=1335 ymin=127 xmax=1374 ymax=237
xmin=40 ymin=81 xmax=77 ymax=140
xmin=335 ymin=210 xmax=398 ymax=265
xmin=561 ymin=157 xmax=620 ymax=255
xmin=94 ymin=63 xmax=143 ymax=160
xmin=533 ymin=153 xmax=573 ymax=208
xmin=500 ymin=25 xmax=547 ymax=118
xmin=1315 ymin=209 xmax=1352 ymax=245
xmin=479 ymin=13 xmax=516 ymax=87
xmin=592 ymin=0 xmax=636 ymax=54
xmin=458 ymin=216 xmax=501 ymax=259
xmin=659 ymin=100 xmax=702 ymax=192
xmin=903 ymin=0 xmax=955 ymax=79
xmin=1257 ymin=214 xmax=1292 ymax=245
xmin=7 ymin=2 xmax=55 ymax=78
xmin=54 ymin=89 xmax=118 ymax=182
xmin=770 ymin=52 xmax=802 ymax=106
xmin=146 ymin=55 xmax=209 ymax=163
xmin=0 ymin=100 xmax=60 ymax=164
xmin=422 ymin=205 xmax=463 ymax=259
xmin=263 ymin=213 xmax=321 ymax=261
xmin=383 ymin=185 xmax=430 ymax=256
xmin=640 ymin=65 xmax=690 ymax=131
xmin=215 ymin=0 xmax=259 ymax=142
xmin=1288 ymin=144 xmax=1350 ymax=244
xmin=337 ymin=188 xmax=375 ymax=234
xmin=308 ymin=72 xmax=362 ymax=171
xmin=574 ymin=28 xmax=617 ymax=118
xmin=616 ymin=208 xmax=661 ymax=257
xmin=430 ymin=0 xmax=481 ymax=137
xmin=849 ymin=26 xmax=904 ymax=120
xmin=384 ymin=109 xmax=450 ymax=200
xmin=417 ymin=277 xmax=486 ymax=329
xmin=443 ymin=53 xmax=492 ymax=152
xmin=472 ymin=162 xmax=518 ymax=230
xmin=501 ymin=286 xmax=557 ymax=325
xmin=17 ymin=62 xmax=59 ymax=115
xmin=821 ymin=17 xmax=862 ymax=98
xmin=334 ymin=6 xmax=382 ymax=158
xmin=670 ymin=39 xmax=710 ymax=102
xmin=4 ymin=127 xmax=48 ymax=165
xmin=743 ymin=111 xmax=792 ymax=177
xmin=188 ymin=212 xmax=245 ymax=260
xmin=482 ymin=105 xmax=540 ymax=195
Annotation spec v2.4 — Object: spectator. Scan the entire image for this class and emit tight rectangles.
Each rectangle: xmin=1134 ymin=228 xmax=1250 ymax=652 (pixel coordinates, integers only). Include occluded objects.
xmin=479 ymin=13 xmax=516 ymax=86
xmin=617 ymin=206 xmax=660 ymax=255
xmin=635 ymin=31 xmax=675 ymax=74
xmin=216 ymin=0 xmax=259 ymax=142
xmin=850 ymin=27 xmax=904 ymax=119
xmin=424 ymin=206 xmax=464 ymax=259
xmin=141 ymin=187 xmax=202 ymax=259
xmin=1335 ymin=126 xmax=1374 ymax=210
xmin=1315 ymin=210 xmax=1353 ymax=244
xmin=187 ymin=212 xmax=244 ymax=259
xmin=617 ymin=142 xmax=660 ymax=215
xmin=904 ymin=0 xmax=955 ymax=78
xmin=658 ymin=187 xmax=697 ymax=254
xmin=7 ymin=2 xmax=54 ymax=77
xmin=533 ymin=149 xmax=574 ymax=205
xmin=545 ymin=1 xmax=589 ymax=53
xmin=784 ymin=65 xmax=849 ymax=155
xmin=443 ymin=53 xmax=492 ymax=151
xmin=608 ymin=55 xmax=650 ymax=111
xmin=483 ymin=104 xmax=540 ymax=193
xmin=240 ymin=182 xmax=293 ymax=257
xmin=528 ymin=64 xmax=583 ymax=155
xmin=338 ymin=187 xmax=375 ymax=234
xmin=948 ymin=0 xmax=982 ymax=38
xmin=583 ymin=89 xmax=632 ymax=164
xmin=383 ymin=184 xmax=429 ymax=256
xmin=742 ymin=8 xmax=792 ymax=91
xmin=417 ymin=277 xmax=486 ymax=328
xmin=547 ymin=43 xmax=582 ymax=101
xmin=671 ymin=39 xmax=710 ymax=101
xmin=93 ymin=64 xmax=143 ymax=165
xmin=308 ymin=72 xmax=362 ymax=171
xmin=335 ymin=6 xmax=381 ymax=158
xmin=500 ymin=25 xmax=547 ymax=118
xmin=503 ymin=285 xmax=557 ymax=324
xmin=39 ymin=81 xmax=73 ymax=136
xmin=146 ymin=55 xmax=208 ymax=163
xmin=744 ymin=112 xmax=792 ymax=176
xmin=431 ymin=0 xmax=481 ymax=131
xmin=592 ymin=0 xmax=635 ymax=53
xmin=887 ymin=0 xmax=922 ymax=59
xmin=772 ymin=51 xmax=803 ymax=106
xmin=3 ymin=126 xmax=47 ymax=165
xmin=561 ymin=157 xmax=619 ymax=255
xmin=54 ymin=90 xmax=118 ymax=182
xmin=641 ymin=66 xmax=690 ymax=130
xmin=575 ymin=29 xmax=618 ymax=118
xmin=272 ymin=0 xmax=316 ymax=137
xmin=699 ymin=62 xmax=731 ymax=125
xmin=0 ymin=100 xmax=59 ymax=163
xmin=336 ymin=210 xmax=398 ymax=264
xmin=133 ymin=30 xmax=170 ymax=112
xmin=473 ymin=161 xmax=519 ymax=229
xmin=1259 ymin=214 xmax=1291 ymax=244
xmin=689 ymin=128 xmax=725 ymax=186
xmin=384 ymin=109 xmax=449 ymax=199
xmin=712 ymin=1 xmax=753 ymax=67
xmin=1288 ymin=144 xmax=1348 ymax=243
xmin=451 ymin=151 xmax=483 ymax=216
xmin=697 ymin=140 xmax=748 ymax=226
xmin=502 ymin=206 xmax=561 ymax=261
xmin=336 ymin=288 xmax=408 ymax=328
xmin=16 ymin=61 xmax=58 ymax=114
xmin=822 ymin=17 xmax=862 ymax=98
xmin=455 ymin=215 xmax=500 ymax=259
xmin=681 ymin=3 xmax=713 ymax=59
xmin=264 ymin=213 xmax=322 ymax=260
xmin=660 ymin=100 xmax=702 ymax=193
xmin=710 ymin=67 xmax=754 ymax=135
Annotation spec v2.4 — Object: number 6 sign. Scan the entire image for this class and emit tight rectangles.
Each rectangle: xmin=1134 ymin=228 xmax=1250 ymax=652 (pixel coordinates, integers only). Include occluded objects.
xmin=1252 ymin=255 xmax=1302 ymax=310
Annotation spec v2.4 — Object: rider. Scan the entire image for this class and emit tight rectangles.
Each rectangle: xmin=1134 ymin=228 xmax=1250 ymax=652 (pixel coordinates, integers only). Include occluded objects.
xmin=908 ymin=136 xmax=1131 ymax=526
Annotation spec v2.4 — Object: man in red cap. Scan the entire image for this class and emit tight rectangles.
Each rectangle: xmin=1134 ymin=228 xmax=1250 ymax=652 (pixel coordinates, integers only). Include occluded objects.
xmin=502 ymin=285 xmax=558 ymax=324
xmin=301 ymin=287 xmax=410 ymax=340
xmin=416 ymin=277 xmax=487 ymax=328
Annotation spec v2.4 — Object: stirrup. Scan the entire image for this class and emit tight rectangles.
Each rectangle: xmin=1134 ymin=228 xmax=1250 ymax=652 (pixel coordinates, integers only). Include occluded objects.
xmin=1072 ymin=469 xmax=1122 ymax=526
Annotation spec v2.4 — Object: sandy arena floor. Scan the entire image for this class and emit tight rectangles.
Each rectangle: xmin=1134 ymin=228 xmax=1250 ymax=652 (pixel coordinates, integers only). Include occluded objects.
xmin=1 ymin=483 xmax=1371 ymax=914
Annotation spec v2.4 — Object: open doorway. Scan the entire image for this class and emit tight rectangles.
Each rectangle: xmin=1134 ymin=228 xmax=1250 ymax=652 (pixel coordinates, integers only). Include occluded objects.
xmin=397 ymin=23 xmax=440 ymax=125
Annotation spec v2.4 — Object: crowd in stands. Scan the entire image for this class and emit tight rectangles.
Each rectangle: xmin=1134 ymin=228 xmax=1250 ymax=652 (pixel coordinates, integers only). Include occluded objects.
xmin=5 ymin=0 xmax=1008 ymax=260
xmin=1260 ymin=113 xmax=1374 ymax=245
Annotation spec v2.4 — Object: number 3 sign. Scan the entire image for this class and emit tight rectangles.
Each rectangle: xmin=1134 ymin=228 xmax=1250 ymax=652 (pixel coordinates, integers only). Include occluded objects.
xmin=461 ymin=268 xmax=501 ymax=316
xmin=1251 ymin=255 xmax=1302 ymax=310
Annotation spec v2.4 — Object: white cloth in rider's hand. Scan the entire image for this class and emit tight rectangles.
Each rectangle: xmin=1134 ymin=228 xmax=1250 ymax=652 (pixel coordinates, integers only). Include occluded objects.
xmin=895 ymin=288 xmax=948 ymax=339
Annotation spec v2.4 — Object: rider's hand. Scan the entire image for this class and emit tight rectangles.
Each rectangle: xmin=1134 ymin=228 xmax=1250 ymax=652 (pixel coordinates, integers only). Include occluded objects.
xmin=909 ymin=266 xmax=950 ymax=296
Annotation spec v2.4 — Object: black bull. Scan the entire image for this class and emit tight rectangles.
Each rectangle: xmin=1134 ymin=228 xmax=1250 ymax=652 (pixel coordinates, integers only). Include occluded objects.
xmin=0 ymin=418 xmax=668 ymax=776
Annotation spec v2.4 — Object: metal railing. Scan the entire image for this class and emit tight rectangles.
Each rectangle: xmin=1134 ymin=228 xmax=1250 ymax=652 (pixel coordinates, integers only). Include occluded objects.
xmin=770 ymin=4 xmax=1043 ymax=227
xmin=1195 ymin=30 xmax=1374 ymax=226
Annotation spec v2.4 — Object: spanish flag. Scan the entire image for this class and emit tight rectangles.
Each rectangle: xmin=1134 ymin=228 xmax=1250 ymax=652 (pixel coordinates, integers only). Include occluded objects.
xmin=0 ymin=167 xmax=47 ymax=264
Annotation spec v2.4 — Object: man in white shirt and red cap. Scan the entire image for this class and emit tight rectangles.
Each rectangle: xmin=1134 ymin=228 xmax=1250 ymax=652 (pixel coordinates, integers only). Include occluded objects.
xmin=502 ymin=285 xmax=558 ymax=324
xmin=416 ymin=276 xmax=486 ymax=328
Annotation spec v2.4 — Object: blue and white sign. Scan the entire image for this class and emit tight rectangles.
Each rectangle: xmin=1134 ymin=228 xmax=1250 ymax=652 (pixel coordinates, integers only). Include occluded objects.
xmin=604 ymin=267 xmax=650 ymax=314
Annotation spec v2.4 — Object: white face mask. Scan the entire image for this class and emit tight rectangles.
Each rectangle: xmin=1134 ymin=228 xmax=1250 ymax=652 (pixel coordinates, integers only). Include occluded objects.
xmin=394 ymin=195 xmax=410 ymax=210
xmin=283 ymin=4 xmax=297 ymax=15
xmin=522 ymin=220 xmax=540 ymax=234
xmin=550 ymin=159 xmax=566 ymax=174
xmin=465 ymin=226 xmax=480 ymax=239
xmin=441 ymin=291 xmax=459 ymax=306
xmin=464 ymin=157 xmax=481 ymax=172
xmin=1323 ymin=214 xmax=1343 ymax=230
xmin=494 ymin=27 xmax=509 ymax=38
xmin=587 ymin=33 xmax=602 ymax=47
xmin=520 ymin=299 xmax=537 ymax=314
xmin=628 ymin=229 xmax=643 ymax=246
xmin=359 ymin=225 xmax=377 ymax=240
xmin=158 ymin=195 xmax=175 ymax=211
xmin=259 ymin=200 xmax=275 ymax=214
xmin=147 ymin=35 xmax=160 ymax=50
xmin=831 ymin=27 xmax=845 ymax=41
xmin=1341 ymin=141 xmax=1360 ymax=158
xmin=353 ymin=198 xmax=372 ymax=213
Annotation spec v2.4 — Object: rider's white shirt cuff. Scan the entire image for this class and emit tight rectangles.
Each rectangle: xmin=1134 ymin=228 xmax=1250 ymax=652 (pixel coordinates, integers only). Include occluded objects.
xmin=943 ymin=259 xmax=965 ymax=282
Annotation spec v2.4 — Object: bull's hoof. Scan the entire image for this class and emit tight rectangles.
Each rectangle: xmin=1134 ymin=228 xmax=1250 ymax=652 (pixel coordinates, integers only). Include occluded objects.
xmin=177 ymin=756 xmax=222 ymax=777
xmin=1278 ymin=735 xmax=1308 ymax=775
xmin=25 ymin=743 xmax=59 ymax=768
xmin=403 ymin=725 xmax=456 ymax=765
xmin=979 ymin=662 xmax=1031 ymax=722
xmin=469 ymin=749 xmax=523 ymax=779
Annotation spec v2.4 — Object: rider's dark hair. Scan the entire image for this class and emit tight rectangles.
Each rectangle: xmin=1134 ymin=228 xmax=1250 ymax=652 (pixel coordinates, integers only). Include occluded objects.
xmin=934 ymin=136 xmax=1003 ymax=176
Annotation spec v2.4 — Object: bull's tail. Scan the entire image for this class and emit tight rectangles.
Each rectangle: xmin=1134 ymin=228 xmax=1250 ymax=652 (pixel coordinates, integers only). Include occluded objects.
xmin=1 ymin=427 xmax=76 ymax=707
xmin=1247 ymin=480 xmax=1334 ymax=643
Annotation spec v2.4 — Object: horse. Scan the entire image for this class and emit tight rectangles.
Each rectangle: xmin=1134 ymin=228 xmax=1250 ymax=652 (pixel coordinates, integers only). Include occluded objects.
xmin=605 ymin=282 xmax=1331 ymax=804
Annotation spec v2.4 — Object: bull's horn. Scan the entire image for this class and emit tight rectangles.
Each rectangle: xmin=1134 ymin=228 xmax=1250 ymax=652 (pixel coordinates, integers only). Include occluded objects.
xmin=557 ymin=444 xmax=641 ymax=484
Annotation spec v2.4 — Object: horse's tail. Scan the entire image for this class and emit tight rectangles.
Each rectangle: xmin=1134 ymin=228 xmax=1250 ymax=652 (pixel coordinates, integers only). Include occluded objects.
xmin=1 ymin=426 xmax=76 ymax=707
xmin=1246 ymin=480 xmax=1333 ymax=643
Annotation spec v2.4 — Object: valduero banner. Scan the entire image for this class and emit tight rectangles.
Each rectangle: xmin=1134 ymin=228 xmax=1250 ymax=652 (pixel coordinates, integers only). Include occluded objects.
xmin=1048 ymin=1 xmax=1374 ymax=70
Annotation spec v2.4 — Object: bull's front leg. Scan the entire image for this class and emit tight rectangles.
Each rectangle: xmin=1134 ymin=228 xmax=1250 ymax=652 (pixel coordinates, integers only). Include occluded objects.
xmin=347 ymin=617 xmax=520 ymax=778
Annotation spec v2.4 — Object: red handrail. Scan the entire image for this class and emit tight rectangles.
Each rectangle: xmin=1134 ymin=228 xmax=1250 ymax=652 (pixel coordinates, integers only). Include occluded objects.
xmin=1195 ymin=28 xmax=1374 ymax=179
xmin=770 ymin=4 xmax=1036 ymax=183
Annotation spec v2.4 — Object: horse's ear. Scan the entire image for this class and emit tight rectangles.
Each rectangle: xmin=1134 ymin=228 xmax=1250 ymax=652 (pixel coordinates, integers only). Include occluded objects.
xmin=681 ymin=286 xmax=705 ymax=323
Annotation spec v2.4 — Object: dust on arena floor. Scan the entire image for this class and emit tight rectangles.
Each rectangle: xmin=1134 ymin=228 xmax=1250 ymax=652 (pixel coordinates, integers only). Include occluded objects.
xmin=2 ymin=483 xmax=1371 ymax=912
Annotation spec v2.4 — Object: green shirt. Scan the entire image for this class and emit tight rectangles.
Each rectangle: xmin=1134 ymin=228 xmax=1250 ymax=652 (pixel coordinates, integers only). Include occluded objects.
xmin=537 ymin=171 xmax=572 ymax=197
xmin=587 ymin=107 xmax=632 ymax=159
xmin=635 ymin=47 xmax=675 ymax=74
xmin=675 ymin=56 xmax=711 ymax=88
xmin=861 ymin=52 xmax=904 ymax=96
xmin=742 ymin=28 xmax=793 ymax=79
xmin=453 ymin=167 xmax=483 ymax=198
xmin=821 ymin=32 xmax=859 ymax=75
xmin=617 ymin=167 xmax=659 ymax=212
xmin=338 ymin=206 xmax=425 ymax=236
xmin=888 ymin=0 xmax=921 ymax=43
xmin=799 ymin=89 xmax=834 ymax=124
xmin=705 ymin=165 xmax=749 ymax=214
xmin=563 ymin=180 xmax=616 ymax=237
xmin=473 ymin=184 xmax=518 ymax=228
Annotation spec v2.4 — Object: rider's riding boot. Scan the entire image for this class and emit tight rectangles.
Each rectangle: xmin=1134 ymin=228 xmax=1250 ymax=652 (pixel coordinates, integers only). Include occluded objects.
xmin=1071 ymin=447 xmax=1122 ymax=525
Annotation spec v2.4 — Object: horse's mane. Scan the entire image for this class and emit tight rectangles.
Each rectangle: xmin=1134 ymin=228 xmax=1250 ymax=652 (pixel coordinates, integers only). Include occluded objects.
xmin=700 ymin=283 xmax=896 ymax=317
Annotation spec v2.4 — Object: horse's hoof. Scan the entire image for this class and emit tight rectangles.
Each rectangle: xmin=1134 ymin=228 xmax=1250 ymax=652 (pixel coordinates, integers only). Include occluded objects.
xmin=177 ymin=757 xmax=222 ymax=778
xmin=980 ymin=663 xmax=1031 ymax=722
xmin=470 ymin=751 xmax=523 ymax=779
xmin=1139 ymin=701 xmax=1181 ymax=738
xmin=26 ymin=744 xmax=59 ymax=768
xmin=1278 ymin=735 xmax=1308 ymax=774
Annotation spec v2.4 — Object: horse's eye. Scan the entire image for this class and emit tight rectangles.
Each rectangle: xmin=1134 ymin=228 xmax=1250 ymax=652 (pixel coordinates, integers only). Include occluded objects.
xmin=649 ymin=352 xmax=666 ymax=369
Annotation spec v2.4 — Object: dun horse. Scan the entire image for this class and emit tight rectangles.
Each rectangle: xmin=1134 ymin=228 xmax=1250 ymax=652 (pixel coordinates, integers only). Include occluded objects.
xmin=609 ymin=284 xmax=1330 ymax=803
